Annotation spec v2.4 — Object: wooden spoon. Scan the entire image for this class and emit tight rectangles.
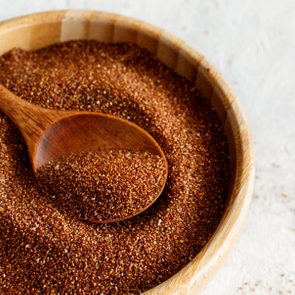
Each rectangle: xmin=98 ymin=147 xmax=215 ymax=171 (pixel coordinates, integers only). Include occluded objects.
xmin=0 ymin=84 xmax=168 ymax=221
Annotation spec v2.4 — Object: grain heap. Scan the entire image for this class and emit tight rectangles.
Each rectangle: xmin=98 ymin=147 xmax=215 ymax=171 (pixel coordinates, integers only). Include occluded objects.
xmin=36 ymin=149 xmax=167 ymax=223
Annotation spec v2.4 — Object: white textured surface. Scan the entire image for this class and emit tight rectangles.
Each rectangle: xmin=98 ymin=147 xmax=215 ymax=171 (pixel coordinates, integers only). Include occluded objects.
xmin=0 ymin=1 xmax=295 ymax=294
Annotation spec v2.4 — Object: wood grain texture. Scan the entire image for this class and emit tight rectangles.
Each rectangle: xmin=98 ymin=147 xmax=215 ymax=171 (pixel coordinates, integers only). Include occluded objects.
xmin=35 ymin=113 xmax=167 ymax=170
xmin=0 ymin=10 xmax=255 ymax=294
xmin=0 ymin=84 xmax=62 ymax=170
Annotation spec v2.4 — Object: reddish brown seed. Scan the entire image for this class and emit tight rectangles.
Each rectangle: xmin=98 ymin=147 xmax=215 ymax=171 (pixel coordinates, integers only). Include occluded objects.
xmin=36 ymin=149 xmax=167 ymax=223
xmin=0 ymin=41 xmax=230 ymax=294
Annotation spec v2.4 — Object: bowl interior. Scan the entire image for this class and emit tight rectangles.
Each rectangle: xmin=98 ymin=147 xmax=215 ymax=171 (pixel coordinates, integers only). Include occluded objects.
xmin=0 ymin=11 xmax=254 ymax=294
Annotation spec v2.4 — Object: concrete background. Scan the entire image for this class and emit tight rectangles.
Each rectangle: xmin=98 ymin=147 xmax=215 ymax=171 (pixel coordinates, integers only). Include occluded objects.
xmin=0 ymin=1 xmax=294 ymax=294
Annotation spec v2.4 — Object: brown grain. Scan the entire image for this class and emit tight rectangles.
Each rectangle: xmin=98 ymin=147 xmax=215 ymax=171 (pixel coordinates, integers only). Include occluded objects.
xmin=0 ymin=41 xmax=230 ymax=294
xmin=36 ymin=149 xmax=167 ymax=223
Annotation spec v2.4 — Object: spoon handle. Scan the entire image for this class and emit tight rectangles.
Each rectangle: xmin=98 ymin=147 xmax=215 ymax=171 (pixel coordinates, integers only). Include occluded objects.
xmin=0 ymin=84 xmax=57 ymax=142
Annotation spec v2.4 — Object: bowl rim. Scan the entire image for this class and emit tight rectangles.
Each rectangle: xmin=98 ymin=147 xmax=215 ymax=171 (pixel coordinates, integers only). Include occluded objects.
xmin=0 ymin=10 xmax=255 ymax=294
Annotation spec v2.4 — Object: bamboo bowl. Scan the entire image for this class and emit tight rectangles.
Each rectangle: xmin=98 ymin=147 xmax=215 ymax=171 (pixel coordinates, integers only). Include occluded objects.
xmin=0 ymin=10 xmax=255 ymax=294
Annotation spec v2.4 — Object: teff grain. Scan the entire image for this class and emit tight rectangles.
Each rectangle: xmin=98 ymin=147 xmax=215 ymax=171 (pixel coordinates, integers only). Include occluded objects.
xmin=36 ymin=149 xmax=167 ymax=223
xmin=0 ymin=41 xmax=230 ymax=294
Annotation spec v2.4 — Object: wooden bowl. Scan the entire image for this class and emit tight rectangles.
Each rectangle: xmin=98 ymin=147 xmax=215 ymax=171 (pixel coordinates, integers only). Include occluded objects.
xmin=0 ymin=10 xmax=255 ymax=294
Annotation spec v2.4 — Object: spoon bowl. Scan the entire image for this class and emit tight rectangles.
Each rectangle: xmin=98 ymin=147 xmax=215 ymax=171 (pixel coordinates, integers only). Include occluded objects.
xmin=36 ymin=112 xmax=164 ymax=170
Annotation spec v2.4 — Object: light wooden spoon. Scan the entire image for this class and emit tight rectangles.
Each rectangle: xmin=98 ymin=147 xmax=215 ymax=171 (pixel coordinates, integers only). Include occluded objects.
xmin=0 ymin=84 xmax=168 ymax=221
